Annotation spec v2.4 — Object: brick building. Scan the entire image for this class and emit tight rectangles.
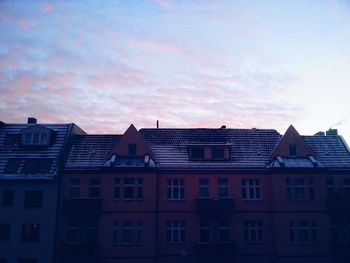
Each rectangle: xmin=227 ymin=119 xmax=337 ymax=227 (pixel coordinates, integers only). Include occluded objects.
xmin=56 ymin=124 xmax=350 ymax=263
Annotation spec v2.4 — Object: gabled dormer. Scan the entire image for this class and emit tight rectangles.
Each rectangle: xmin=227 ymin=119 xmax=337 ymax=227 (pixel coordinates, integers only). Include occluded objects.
xmin=270 ymin=125 xmax=322 ymax=168
xmin=21 ymin=124 xmax=52 ymax=146
xmin=271 ymin=125 xmax=313 ymax=159
xmin=106 ymin=124 xmax=156 ymax=168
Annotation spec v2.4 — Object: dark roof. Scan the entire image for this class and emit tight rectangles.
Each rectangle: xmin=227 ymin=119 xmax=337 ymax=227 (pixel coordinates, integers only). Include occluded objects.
xmin=303 ymin=135 xmax=350 ymax=169
xmin=139 ymin=128 xmax=350 ymax=170
xmin=0 ymin=123 xmax=74 ymax=179
xmin=65 ymin=135 xmax=121 ymax=169
xmin=139 ymin=128 xmax=281 ymax=169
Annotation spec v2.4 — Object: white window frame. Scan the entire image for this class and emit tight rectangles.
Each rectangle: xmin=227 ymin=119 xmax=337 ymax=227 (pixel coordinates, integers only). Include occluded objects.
xmin=166 ymin=220 xmax=186 ymax=244
xmin=166 ymin=179 xmax=185 ymax=201
xmin=242 ymin=179 xmax=261 ymax=200
xmin=289 ymin=221 xmax=318 ymax=244
xmin=244 ymin=221 xmax=263 ymax=243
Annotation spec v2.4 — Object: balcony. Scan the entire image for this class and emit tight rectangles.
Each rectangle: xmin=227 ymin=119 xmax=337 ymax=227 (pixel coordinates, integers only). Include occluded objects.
xmin=59 ymin=242 xmax=101 ymax=263
xmin=197 ymin=197 xmax=235 ymax=216
xmin=62 ymin=198 xmax=102 ymax=216
xmin=196 ymin=242 xmax=235 ymax=263
xmin=330 ymin=242 xmax=350 ymax=263
xmin=327 ymin=194 xmax=350 ymax=215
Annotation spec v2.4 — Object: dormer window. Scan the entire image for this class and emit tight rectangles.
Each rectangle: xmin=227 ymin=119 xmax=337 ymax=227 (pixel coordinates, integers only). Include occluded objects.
xmin=289 ymin=144 xmax=297 ymax=156
xmin=190 ymin=147 xmax=205 ymax=160
xmin=128 ymin=144 xmax=137 ymax=156
xmin=21 ymin=125 xmax=51 ymax=146
xmin=212 ymin=147 xmax=225 ymax=160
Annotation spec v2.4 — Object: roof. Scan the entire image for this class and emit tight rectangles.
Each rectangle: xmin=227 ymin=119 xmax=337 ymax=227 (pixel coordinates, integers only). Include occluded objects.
xmin=0 ymin=123 xmax=74 ymax=179
xmin=303 ymin=135 xmax=350 ymax=169
xmin=139 ymin=128 xmax=281 ymax=169
xmin=65 ymin=135 xmax=121 ymax=169
xmin=139 ymin=128 xmax=350 ymax=170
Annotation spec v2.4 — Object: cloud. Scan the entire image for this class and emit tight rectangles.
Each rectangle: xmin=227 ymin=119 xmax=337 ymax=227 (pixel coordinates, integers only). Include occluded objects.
xmin=40 ymin=3 xmax=54 ymax=14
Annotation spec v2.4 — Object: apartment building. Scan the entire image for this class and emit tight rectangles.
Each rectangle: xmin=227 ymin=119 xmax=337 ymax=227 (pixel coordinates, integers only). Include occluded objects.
xmin=56 ymin=123 xmax=350 ymax=263
xmin=0 ymin=118 xmax=85 ymax=263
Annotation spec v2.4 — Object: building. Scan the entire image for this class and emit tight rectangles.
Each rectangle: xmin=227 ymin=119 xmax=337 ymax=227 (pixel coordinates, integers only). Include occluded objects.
xmin=57 ymin=123 xmax=350 ymax=263
xmin=0 ymin=118 xmax=85 ymax=263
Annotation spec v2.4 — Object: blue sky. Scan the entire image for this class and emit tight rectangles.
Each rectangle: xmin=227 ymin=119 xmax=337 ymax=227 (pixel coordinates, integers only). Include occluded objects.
xmin=1 ymin=0 xmax=350 ymax=141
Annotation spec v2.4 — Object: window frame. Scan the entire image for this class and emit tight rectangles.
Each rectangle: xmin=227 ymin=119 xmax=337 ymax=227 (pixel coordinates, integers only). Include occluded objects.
xmin=243 ymin=221 xmax=263 ymax=243
xmin=242 ymin=179 xmax=261 ymax=201
xmin=166 ymin=179 xmax=185 ymax=201
xmin=166 ymin=220 xmax=186 ymax=244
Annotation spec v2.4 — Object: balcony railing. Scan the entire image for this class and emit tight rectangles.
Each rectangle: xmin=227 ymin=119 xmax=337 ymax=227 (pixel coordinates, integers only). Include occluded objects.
xmin=59 ymin=242 xmax=101 ymax=263
xmin=330 ymin=242 xmax=350 ymax=263
xmin=327 ymin=193 xmax=350 ymax=215
xmin=196 ymin=242 xmax=235 ymax=262
xmin=197 ymin=197 xmax=235 ymax=216
xmin=62 ymin=198 xmax=102 ymax=216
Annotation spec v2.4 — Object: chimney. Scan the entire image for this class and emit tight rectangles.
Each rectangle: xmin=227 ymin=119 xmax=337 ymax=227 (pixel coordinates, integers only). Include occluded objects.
xmin=221 ymin=125 xmax=226 ymax=129
xmin=27 ymin=117 xmax=37 ymax=124
xmin=326 ymin=128 xmax=338 ymax=136
xmin=157 ymin=120 xmax=159 ymax=129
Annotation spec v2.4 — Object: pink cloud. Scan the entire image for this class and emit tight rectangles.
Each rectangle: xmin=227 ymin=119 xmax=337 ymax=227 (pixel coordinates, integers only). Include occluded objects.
xmin=41 ymin=4 xmax=54 ymax=14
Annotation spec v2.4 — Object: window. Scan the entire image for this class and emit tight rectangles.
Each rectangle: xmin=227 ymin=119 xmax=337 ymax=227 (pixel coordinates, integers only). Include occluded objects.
xmin=166 ymin=179 xmax=185 ymax=200
xmin=114 ymin=178 xmax=120 ymax=199
xmin=22 ymin=224 xmax=40 ymax=242
xmin=166 ymin=221 xmax=186 ymax=244
xmin=344 ymin=179 xmax=350 ymax=195
xmin=112 ymin=222 xmax=118 ymax=244
xmin=1 ymin=191 xmax=14 ymax=206
xmin=289 ymin=144 xmax=297 ymax=156
xmin=286 ymin=178 xmax=314 ymax=201
xmin=0 ymin=224 xmax=10 ymax=240
xmin=66 ymin=224 xmax=78 ymax=244
xmin=124 ymin=178 xmax=134 ymax=199
xmin=330 ymin=218 xmax=338 ymax=242
xmin=87 ymin=223 xmax=98 ymax=244
xmin=24 ymin=191 xmax=43 ymax=208
xmin=18 ymin=259 xmax=37 ymax=263
xmin=114 ymin=178 xmax=143 ymax=201
xmin=218 ymin=220 xmax=230 ymax=243
xmin=218 ymin=178 xmax=229 ymax=197
xmin=4 ymin=159 xmax=21 ymax=173
xmin=289 ymin=221 xmax=317 ymax=244
xmin=117 ymin=221 xmax=142 ymax=246
xmin=128 ymin=144 xmax=137 ymax=155
xmin=212 ymin=147 xmax=225 ymax=160
xmin=69 ymin=179 xmax=80 ymax=199
xmin=190 ymin=147 xmax=204 ymax=159
xmin=242 ymin=179 xmax=261 ymax=200
xmin=199 ymin=179 xmax=209 ymax=198
xmin=23 ymin=132 xmax=49 ymax=145
xmin=89 ymin=178 xmax=100 ymax=198
xmin=199 ymin=220 xmax=211 ymax=243
xmin=244 ymin=221 xmax=263 ymax=243
xmin=326 ymin=178 xmax=335 ymax=198
xmin=22 ymin=159 xmax=52 ymax=173
xmin=5 ymin=134 xmax=17 ymax=145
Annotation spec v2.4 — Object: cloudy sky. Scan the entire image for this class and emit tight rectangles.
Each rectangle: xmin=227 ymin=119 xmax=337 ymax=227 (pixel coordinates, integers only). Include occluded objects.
xmin=1 ymin=0 xmax=350 ymax=141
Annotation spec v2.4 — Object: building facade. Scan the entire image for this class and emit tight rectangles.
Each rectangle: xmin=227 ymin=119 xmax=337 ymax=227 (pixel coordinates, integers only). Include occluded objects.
xmin=0 ymin=118 xmax=85 ymax=263
xmin=56 ymin=124 xmax=350 ymax=263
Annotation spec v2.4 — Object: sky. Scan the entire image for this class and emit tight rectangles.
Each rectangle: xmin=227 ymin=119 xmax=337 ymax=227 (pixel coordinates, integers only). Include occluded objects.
xmin=1 ymin=0 xmax=350 ymax=142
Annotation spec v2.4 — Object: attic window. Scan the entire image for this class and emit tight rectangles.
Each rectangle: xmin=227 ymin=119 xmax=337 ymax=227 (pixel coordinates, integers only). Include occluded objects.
xmin=4 ymin=159 xmax=21 ymax=173
xmin=21 ymin=125 xmax=51 ymax=146
xmin=5 ymin=134 xmax=17 ymax=145
xmin=128 ymin=144 xmax=137 ymax=156
xmin=22 ymin=159 xmax=53 ymax=173
xmin=190 ymin=147 xmax=204 ymax=160
xmin=212 ymin=147 xmax=225 ymax=160
xmin=289 ymin=144 xmax=297 ymax=156
xmin=23 ymin=133 xmax=48 ymax=145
